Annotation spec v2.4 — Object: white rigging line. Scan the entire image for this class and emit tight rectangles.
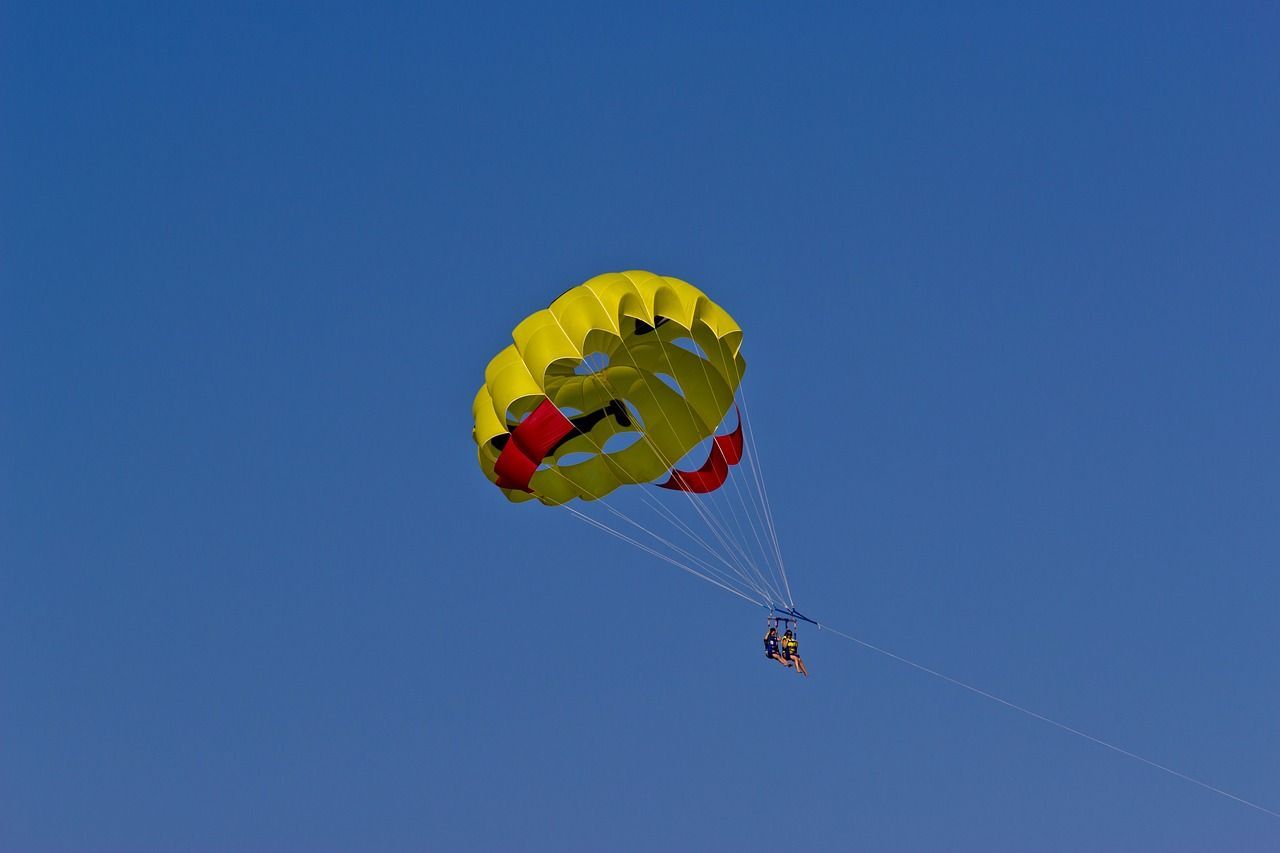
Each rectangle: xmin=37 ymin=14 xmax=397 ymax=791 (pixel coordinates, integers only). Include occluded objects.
xmin=734 ymin=379 xmax=794 ymax=607
xmin=540 ymin=444 xmax=769 ymax=603
xmin=588 ymin=365 xmax=775 ymax=602
xmin=623 ymin=295 xmax=788 ymax=606
xmin=712 ymin=379 xmax=791 ymax=607
xmin=545 ymin=457 xmax=770 ymax=604
xmin=671 ymin=331 xmax=790 ymax=607
xmin=527 ymin=366 xmax=773 ymax=604
xmin=718 ymin=402 xmax=789 ymax=604
xmin=520 ymin=292 xmax=1276 ymax=822
xmin=675 ymin=348 xmax=783 ymax=607
xmin=520 ymin=303 xmax=1277 ymax=822
xmin=812 ymin=621 xmax=1280 ymax=821
xmin=638 ymin=491 xmax=775 ymax=602
xmin=526 ymin=282 xmax=791 ymax=611
xmin=562 ymin=293 xmax=780 ymax=604
xmin=554 ymin=364 xmax=751 ymax=585
xmin=704 ymin=331 xmax=792 ymax=608
xmin=595 ymin=358 xmax=776 ymax=602
xmin=557 ymin=502 xmax=763 ymax=606
xmin=682 ymin=320 xmax=793 ymax=608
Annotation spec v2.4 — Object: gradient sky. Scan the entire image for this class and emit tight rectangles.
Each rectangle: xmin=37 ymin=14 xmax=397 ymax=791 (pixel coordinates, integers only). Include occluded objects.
xmin=4 ymin=3 xmax=1279 ymax=850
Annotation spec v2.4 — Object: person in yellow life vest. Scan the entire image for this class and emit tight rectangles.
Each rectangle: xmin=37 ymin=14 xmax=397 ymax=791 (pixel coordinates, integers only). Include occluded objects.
xmin=781 ymin=629 xmax=808 ymax=676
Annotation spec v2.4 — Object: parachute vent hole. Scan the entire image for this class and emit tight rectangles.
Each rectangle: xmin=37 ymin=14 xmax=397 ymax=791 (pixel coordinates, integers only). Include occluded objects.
xmin=653 ymin=373 xmax=684 ymax=397
xmin=626 ymin=402 xmax=643 ymax=425
xmin=556 ymin=451 xmax=596 ymax=467
xmin=671 ymin=337 xmax=710 ymax=360
xmin=718 ymin=407 xmax=741 ymax=434
xmin=673 ymin=434 xmax=716 ymax=469
xmin=575 ymin=352 xmax=611 ymax=375
xmin=504 ymin=405 xmax=537 ymax=429
xmin=602 ymin=432 xmax=642 ymax=453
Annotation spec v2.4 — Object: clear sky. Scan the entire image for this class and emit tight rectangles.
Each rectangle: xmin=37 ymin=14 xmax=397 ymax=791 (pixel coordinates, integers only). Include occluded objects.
xmin=4 ymin=3 xmax=1278 ymax=850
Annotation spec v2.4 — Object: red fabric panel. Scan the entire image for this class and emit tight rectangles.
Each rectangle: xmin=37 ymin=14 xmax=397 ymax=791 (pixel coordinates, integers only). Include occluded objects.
xmin=493 ymin=399 xmax=574 ymax=493
xmin=511 ymin=399 xmax=574 ymax=459
xmin=716 ymin=415 xmax=744 ymax=464
xmin=493 ymin=447 xmax=537 ymax=491
xmin=658 ymin=411 xmax=744 ymax=494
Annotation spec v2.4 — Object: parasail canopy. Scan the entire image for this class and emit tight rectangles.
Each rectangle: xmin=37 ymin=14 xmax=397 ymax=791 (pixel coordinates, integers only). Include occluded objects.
xmin=472 ymin=270 xmax=793 ymax=611
xmin=473 ymin=271 xmax=747 ymax=504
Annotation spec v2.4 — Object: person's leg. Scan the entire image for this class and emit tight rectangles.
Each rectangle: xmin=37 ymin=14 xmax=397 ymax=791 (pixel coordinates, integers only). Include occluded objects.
xmin=795 ymin=656 xmax=808 ymax=676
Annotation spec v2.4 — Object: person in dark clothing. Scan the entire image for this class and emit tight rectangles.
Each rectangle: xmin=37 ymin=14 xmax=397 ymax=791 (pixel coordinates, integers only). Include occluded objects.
xmin=764 ymin=626 xmax=792 ymax=668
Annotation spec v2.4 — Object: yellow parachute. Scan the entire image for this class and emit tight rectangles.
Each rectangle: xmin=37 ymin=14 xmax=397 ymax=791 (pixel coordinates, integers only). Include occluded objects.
xmin=472 ymin=271 xmax=746 ymax=505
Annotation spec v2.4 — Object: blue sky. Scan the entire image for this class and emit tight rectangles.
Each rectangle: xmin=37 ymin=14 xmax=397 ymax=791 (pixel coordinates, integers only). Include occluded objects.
xmin=4 ymin=3 xmax=1278 ymax=850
